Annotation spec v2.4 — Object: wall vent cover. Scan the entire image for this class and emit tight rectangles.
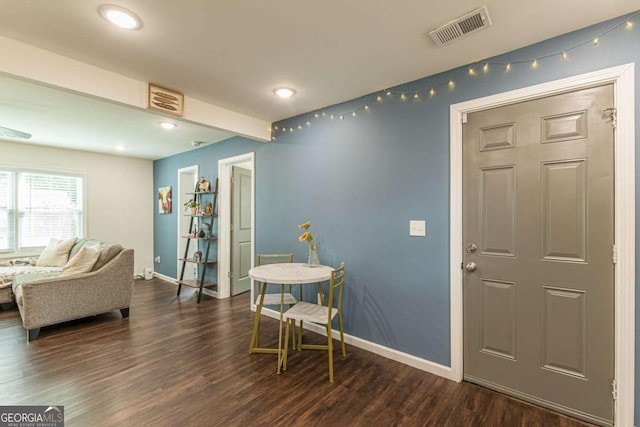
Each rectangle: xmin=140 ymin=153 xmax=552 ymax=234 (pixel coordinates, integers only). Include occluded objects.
xmin=429 ymin=6 xmax=492 ymax=46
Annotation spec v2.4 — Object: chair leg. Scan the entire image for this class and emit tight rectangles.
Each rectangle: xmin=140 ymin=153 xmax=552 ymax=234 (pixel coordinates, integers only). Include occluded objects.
xmin=249 ymin=283 xmax=267 ymax=352
xmin=27 ymin=328 xmax=40 ymax=342
xmin=327 ymin=323 xmax=334 ymax=382
xmin=283 ymin=319 xmax=291 ymax=371
xmin=298 ymin=320 xmax=304 ymax=350
xmin=338 ymin=312 xmax=346 ymax=356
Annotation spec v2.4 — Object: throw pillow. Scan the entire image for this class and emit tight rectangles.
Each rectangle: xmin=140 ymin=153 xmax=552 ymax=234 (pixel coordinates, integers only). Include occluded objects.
xmin=61 ymin=243 xmax=101 ymax=276
xmin=36 ymin=237 xmax=77 ymax=267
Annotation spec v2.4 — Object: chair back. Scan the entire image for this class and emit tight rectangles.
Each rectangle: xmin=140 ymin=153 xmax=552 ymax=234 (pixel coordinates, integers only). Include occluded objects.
xmin=256 ymin=253 xmax=293 ymax=266
xmin=326 ymin=262 xmax=345 ymax=323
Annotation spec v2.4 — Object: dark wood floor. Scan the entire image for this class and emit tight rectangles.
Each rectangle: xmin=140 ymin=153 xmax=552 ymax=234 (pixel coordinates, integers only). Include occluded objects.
xmin=0 ymin=279 xmax=593 ymax=427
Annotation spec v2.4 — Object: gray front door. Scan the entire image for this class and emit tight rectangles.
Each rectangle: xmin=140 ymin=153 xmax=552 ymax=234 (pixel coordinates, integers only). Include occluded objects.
xmin=462 ymin=85 xmax=614 ymax=425
xmin=230 ymin=166 xmax=252 ymax=296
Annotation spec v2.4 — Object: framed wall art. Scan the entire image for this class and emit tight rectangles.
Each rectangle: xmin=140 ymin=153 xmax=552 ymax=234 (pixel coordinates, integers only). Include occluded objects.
xmin=148 ymin=84 xmax=184 ymax=116
xmin=158 ymin=186 xmax=172 ymax=214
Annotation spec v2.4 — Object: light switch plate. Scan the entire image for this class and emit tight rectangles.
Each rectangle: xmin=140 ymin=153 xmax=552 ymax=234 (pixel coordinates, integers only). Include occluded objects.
xmin=409 ymin=220 xmax=426 ymax=237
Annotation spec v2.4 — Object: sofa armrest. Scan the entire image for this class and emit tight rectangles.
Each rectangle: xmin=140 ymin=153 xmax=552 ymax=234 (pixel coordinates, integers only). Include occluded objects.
xmin=16 ymin=249 xmax=134 ymax=330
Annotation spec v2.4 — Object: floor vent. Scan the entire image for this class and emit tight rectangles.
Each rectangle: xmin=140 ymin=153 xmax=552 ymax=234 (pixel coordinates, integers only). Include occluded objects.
xmin=429 ymin=6 xmax=492 ymax=46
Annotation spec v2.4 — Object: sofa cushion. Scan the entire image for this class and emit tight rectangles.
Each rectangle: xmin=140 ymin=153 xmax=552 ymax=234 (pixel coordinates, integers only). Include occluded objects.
xmin=92 ymin=243 xmax=124 ymax=271
xmin=61 ymin=243 xmax=101 ymax=276
xmin=36 ymin=237 xmax=77 ymax=267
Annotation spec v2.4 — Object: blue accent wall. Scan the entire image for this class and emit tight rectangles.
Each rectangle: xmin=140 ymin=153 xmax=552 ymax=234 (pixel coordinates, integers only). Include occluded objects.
xmin=154 ymin=11 xmax=640 ymax=421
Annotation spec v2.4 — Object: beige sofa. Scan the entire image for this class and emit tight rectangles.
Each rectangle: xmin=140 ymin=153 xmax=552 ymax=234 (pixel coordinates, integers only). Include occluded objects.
xmin=3 ymin=238 xmax=134 ymax=341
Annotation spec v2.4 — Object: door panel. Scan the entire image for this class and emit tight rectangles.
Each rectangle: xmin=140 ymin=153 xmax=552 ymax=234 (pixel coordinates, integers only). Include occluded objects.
xmin=480 ymin=166 xmax=516 ymax=256
xmin=231 ymin=166 xmax=252 ymax=296
xmin=463 ymin=84 xmax=614 ymax=425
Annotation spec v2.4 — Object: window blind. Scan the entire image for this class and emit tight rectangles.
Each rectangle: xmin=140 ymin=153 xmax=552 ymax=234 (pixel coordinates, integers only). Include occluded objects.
xmin=18 ymin=172 xmax=83 ymax=249
xmin=0 ymin=171 xmax=13 ymax=251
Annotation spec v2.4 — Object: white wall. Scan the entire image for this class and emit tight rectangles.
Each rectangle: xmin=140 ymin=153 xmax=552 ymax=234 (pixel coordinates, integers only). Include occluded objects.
xmin=0 ymin=140 xmax=153 ymax=274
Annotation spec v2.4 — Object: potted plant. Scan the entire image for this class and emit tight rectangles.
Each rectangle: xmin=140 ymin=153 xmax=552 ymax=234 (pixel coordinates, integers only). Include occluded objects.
xmin=184 ymin=199 xmax=198 ymax=215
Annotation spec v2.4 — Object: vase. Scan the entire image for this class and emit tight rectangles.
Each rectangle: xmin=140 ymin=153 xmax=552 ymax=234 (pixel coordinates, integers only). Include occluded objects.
xmin=307 ymin=241 xmax=320 ymax=267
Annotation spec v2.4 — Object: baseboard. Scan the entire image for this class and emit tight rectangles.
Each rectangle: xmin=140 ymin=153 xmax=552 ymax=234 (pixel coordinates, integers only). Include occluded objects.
xmin=152 ymin=273 xmax=219 ymax=298
xmin=259 ymin=307 xmax=456 ymax=381
xmin=153 ymin=272 xmax=177 ymax=284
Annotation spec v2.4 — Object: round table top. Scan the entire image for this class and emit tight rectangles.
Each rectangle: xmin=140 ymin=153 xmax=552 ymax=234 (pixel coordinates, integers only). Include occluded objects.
xmin=248 ymin=262 xmax=333 ymax=284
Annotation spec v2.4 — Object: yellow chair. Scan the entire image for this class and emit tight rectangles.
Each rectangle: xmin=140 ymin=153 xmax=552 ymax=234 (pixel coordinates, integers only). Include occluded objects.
xmin=283 ymin=262 xmax=345 ymax=382
xmin=249 ymin=253 xmax=299 ymax=352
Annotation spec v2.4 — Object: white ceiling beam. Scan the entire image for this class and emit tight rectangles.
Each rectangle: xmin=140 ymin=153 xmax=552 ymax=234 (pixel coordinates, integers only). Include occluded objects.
xmin=0 ymin=35 xmax=270 ymax=142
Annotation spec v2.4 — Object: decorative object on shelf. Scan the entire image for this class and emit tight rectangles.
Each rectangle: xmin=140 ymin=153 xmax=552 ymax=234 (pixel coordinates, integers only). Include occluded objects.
xmin=198 ymin=228 xmax=206 ymax=238
xmin=158 ymin=186 xmax=172 ymax=214
xmin=205 ymin=202 xmax=213 ymax=216
xmin=147 ymin=83 xmax=184 ymax=116
xmin=184 ymin=199 xmax=198 ymax=215
xmin=193 ymin=251 xmax=202 ymax=263
xmin=298 ymin=221 xmax=319 ymax=267
xmin=198 ymin=177 xmax=211 ymax=192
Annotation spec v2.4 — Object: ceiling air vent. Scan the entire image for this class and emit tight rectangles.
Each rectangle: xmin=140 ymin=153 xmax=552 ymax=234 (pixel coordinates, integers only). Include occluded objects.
xmin=429 ymin=6 xmax=492 ymax=46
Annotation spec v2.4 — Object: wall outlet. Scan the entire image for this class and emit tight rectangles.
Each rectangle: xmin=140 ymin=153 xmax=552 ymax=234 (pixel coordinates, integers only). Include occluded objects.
xmin=154 ymin=256 xmax=160 ymax=263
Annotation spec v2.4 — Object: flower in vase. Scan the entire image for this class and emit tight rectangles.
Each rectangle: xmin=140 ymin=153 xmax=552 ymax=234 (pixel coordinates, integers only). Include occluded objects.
xmin=298 ymin=221 xmax=315 ymax=248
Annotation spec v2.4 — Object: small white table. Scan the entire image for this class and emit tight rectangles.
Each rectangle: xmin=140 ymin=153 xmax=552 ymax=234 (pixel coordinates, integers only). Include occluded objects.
xmin=248 ymin=263 xmax=333 ymax=374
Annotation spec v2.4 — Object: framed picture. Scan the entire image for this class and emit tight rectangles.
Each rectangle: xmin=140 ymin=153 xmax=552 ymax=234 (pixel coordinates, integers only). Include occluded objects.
xmin=148 ymin=84 xmax=184 ymax=117
xmin=158 ymin=186 xmax=172 ymax=214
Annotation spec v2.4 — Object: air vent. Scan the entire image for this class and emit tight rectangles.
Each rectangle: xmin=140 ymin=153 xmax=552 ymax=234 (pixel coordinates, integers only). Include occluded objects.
xmin=429 ymin=6 xmax=492 ymax=46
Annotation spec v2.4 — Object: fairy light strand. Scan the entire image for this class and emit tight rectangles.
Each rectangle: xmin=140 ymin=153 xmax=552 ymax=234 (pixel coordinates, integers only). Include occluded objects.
xmin=271 ymin=12 xmax=637 ymax=139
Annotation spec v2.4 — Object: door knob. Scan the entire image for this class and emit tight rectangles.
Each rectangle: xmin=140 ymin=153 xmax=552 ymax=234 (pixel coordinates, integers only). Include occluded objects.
xmin=465 ymin=262 xmax=477 ymax=272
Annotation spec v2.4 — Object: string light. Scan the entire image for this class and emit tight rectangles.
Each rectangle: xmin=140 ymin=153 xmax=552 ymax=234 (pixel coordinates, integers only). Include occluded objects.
xmin=270 ymin=11 xmax=638 ymax=138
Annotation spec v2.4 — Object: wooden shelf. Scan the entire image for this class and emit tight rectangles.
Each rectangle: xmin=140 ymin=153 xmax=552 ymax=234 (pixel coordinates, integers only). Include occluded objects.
xmin=183 ymin=214 xmax=217 ymax=217
xmin=178 ymin=279 xmax=217 ymax=289
xmin=180 ymin=235 xmax=217 ymax=240
xmin=186 ymin=191 xmax=217 ymax=195
xmin=179 ymin=258 xmax=217 ymax=265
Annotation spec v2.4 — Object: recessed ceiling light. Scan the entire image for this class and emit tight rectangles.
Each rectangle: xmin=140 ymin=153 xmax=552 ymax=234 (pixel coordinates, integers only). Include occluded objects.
xmin=159 ymin=121 xmax=177 ymax=130
xmin=273 ymin=87 xmax=297 ymax=98
xmin=98 ymin=5 xmax=143 ymax=30
xmin=115 ymin=144 xmax=128 ymax=151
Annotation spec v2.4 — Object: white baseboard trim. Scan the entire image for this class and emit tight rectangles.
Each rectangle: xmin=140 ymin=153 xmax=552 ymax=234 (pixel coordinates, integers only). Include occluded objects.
xmin=153 ymin=272 xmax=177 ymax=284
xmin=259 ymin=307 xmax=456 ymax=381
xmin=152 ymin=272 xmax=219 ymax=298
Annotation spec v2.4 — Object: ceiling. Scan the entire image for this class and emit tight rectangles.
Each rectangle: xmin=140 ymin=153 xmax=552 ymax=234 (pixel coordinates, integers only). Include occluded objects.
xmin=0 ymin=0 xmax=637 ymax=159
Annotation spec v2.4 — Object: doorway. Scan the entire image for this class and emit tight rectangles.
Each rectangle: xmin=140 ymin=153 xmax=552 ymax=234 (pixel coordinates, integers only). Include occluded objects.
xmin=177 ymin=165 xmax=198 ymax=280
xmin=449 ymin=64 xmax=635 ymax=426
xmin=217 ymin=152 xmax=255 ymax=300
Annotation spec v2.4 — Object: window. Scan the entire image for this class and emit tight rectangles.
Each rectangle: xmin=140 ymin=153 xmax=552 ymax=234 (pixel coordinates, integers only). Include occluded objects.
xmin=0 ymin=169 xmax=84 ymax=254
